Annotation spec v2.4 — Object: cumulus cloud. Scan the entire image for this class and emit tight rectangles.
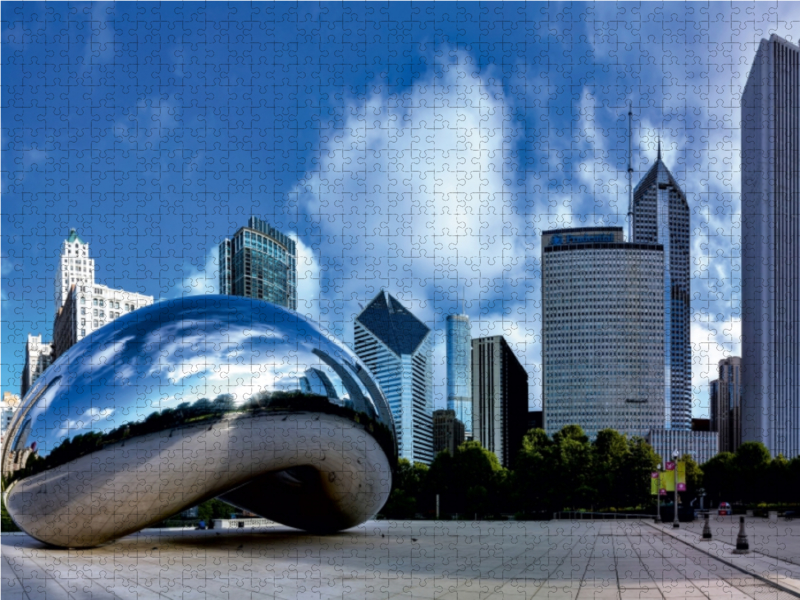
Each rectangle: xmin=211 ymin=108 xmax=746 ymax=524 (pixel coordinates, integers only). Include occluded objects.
xmin=294 ymin=49 xmax=539 ymax=409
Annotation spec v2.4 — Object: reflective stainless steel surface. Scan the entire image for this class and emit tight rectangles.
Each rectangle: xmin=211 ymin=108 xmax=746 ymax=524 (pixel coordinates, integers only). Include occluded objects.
xmin=2 ymin=296 xmax=396 ymax=548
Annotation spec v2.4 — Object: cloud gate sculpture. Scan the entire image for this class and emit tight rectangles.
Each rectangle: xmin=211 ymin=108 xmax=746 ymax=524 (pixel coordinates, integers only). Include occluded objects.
xmin=2 ymin=296 xmax=397 ymax=548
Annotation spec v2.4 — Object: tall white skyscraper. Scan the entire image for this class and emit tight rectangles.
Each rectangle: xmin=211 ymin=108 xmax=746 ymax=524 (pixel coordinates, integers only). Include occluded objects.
xmin=354 ymin=291 xmax=433 ymax=464
xmin=51 ymin=230 xmax=154 ymax=359
xmin=741 ymin=34 xmax=800 ymax=458
xmin=632 ymin=144 xmax=692 ymax=431
xmin=446 ymin=313 xmax=472 ymax=435
xmin=54 ymin=229 xmax=96 ymax=314
xmin=21 ymin=334 xmax=52 ymax=398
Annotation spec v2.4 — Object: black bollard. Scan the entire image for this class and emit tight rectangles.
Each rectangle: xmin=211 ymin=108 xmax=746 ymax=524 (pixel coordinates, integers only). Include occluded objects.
xmin=701 ymin=513 xmax=712 ymax=541
xmin=733 ymin=516 xmax=750 ymax=554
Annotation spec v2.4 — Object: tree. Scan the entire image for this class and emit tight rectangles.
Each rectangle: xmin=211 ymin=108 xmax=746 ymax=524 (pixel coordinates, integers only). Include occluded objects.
xmin=734 ymin=442 xmax=771 ymax=503
xmin=513 ymin=428 xmax=556 ymax=514
xmin=592 ymin=429 xmax=629 ymax=509
xmin=426 ymin=441 xmax=505 ymax=517
xmin=551 ymin=425 xmax=593 ymax=510
xmin=617 ymin=436 xmax=660 ymax=509
xmin=679 ymin=453 xmax=703 ymax=502
xmin=382 ymin=458 xmax=429 ymax=518
xmin=701 ymin=452 xmax=735 ymax=505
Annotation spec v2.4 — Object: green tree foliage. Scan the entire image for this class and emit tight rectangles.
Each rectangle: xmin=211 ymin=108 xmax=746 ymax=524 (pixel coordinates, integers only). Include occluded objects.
xmin=617 ymin=436 xmax=660 ymax=509
xmin=701 ymin=452 xmax=736 ymax=505
xmin=381 ymin=459 xmax=429 ymax=519
xmin=679 ymin=453 xmax=703 ymax=500
xmin=426 ymin=441 xmax=507 ymax=517
xmin=196 ymin=499 xmax=238 ymax=524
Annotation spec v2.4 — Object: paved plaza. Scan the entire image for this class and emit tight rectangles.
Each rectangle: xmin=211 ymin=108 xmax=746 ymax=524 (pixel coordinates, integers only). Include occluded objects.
xmin=3 ymin=519 xmax=800 ymax=599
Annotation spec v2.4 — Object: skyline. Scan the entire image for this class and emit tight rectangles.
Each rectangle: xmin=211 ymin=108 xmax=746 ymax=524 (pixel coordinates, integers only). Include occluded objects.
xmin=4 ymin=3 xmax=800 ymax=418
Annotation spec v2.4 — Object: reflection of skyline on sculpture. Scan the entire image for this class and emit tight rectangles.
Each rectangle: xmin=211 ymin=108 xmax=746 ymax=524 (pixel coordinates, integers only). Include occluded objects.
xmin=6 ymin=296 xmax=392 ymax=463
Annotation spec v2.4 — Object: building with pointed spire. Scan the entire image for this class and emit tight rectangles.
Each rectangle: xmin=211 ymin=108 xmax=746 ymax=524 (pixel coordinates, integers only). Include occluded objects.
xmin=741 ymin=35 xmax=800 ymax=458
xmin=446 ymin=311 xmax=472 ymax=436
xmin=353 ymin=291 xmax=433 ymax=464
xmin=54 ymin=229 xmax=95 ymax=314
xmin=631 ymin=141 xmax=692 ymax=431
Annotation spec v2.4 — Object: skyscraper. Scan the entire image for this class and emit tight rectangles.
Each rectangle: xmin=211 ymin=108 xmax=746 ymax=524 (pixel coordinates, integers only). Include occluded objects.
xmin=471 ymin=335 xmax=529 ymax=467
xmin=219 ymin=216 xmax=297 ymax=309
xmin=541 ymin=227 xmax=666 ymax=440
xmin=433 ymin=409 xmax=466 ymax=456
xmin=710 ymin=356 xmax=743 ymax=453
xmin=51 ymin=230 xmax=153 ymax=359
xmin=741 ymin=34 xmax=800 ymax=458
xmin=54 ymin=229 xmax=95 ymax=315
xmin=354 ymin=291 xmax=433 ymax=464
xmin=21 ymin=334 xmax=52 ymax=398
xmin=446 ymin=313 xmax=472 ymax=435
xmin=632 ymin=144 xmax=692 ymax=430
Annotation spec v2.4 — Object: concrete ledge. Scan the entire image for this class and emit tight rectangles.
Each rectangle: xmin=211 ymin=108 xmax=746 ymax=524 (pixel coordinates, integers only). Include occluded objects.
xmin=646 ymin=521 xmax=800 ymax=598
xmin=212 ymin=518 xmax=279 ymax=529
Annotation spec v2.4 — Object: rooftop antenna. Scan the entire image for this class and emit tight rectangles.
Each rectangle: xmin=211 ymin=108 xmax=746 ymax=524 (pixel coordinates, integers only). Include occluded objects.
xmin=627 ymin=102 xmax=634 ymax=242
xmin=657 ymin=136 xmax=662 ymax=160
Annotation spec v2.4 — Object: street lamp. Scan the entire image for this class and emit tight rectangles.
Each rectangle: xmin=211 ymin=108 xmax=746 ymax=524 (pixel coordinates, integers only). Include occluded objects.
xmin=673 ymin=449 xmax=680 ymax=529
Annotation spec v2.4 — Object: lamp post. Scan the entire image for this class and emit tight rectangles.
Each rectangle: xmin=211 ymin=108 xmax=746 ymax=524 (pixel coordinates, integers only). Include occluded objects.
xmin=672 ymin=449 xmax=680 ymax=529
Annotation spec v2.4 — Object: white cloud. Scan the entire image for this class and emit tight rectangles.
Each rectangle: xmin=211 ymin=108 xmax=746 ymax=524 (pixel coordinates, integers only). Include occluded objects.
xmin=170 ymin=246 xmax=219 ymax=298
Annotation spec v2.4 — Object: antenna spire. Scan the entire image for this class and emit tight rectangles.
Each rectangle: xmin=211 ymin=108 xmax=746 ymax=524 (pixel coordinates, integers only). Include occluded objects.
xmin=627 ymin=102 xmax=634 ymax=242
xmin=657 ymin=136 xmax=661 ymax=160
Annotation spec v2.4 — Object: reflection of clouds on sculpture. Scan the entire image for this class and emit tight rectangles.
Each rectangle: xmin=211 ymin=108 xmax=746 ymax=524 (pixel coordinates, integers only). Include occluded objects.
xmin=2 ymin=296 xmax=396 ymax=547
xmin=54 ymin=407 xmax=115 ymax=438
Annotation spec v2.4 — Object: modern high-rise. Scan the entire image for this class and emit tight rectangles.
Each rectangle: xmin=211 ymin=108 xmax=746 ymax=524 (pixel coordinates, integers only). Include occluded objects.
xmin=51 ymin=230 xmax=153 ymax=359
xmin=710 ymin=356 xmax=743 ymax=454
xmin=741 ymin=34 xmax=800 ymax=458
xmin=631 ymin=144 xmax=692 ymax=430
xmin=219 ymin=216 xmax=297 ymax=309
xmin=541 ymin=227 xmax=666 ymax=440
xmin=446 ymin=313 xmax=472 ymax=435
xmin=433 ymin=409 xmax=466 ymax=456
xmin=354 ymin=291 xmax=433 ymax=464
xmin=471 ymin=335 xmax=529 ymax=467
xmin=21 ymin=334 xmax=53 ymax=398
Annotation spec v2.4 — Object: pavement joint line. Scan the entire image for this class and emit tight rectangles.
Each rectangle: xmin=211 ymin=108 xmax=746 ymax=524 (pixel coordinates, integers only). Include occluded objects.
xmin=644 ymin=521 xmax=800 ymax=599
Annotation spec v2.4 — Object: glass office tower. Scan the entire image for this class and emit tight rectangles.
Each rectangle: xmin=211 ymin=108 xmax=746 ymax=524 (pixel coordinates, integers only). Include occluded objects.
xmin=219 ymin=216 xmax=297 ymax=310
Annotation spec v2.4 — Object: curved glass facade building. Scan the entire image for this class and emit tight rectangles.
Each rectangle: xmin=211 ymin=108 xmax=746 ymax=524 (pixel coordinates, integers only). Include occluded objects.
xmin=2 ymin=296 xmax=396 ymax=548
xmin=446 ymin=314 xmax=472 ymax=435
xmin=541 ymin=227 xmax=666 ymax=440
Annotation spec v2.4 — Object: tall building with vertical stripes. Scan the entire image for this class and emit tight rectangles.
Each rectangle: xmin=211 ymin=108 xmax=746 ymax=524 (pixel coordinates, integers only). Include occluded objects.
xmin=632 ymin=145 xmax=692 ymax=431
xmin=741 ymin=35 xmax=800 ymax=458
xmin=354 ymin=291 xmax=433 ymax=464
xmin=446 ymin=313 xmax=472 ymax=436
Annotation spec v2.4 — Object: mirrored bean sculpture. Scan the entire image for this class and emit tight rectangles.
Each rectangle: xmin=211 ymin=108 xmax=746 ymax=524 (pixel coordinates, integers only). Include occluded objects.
xmin=2 ymin=296 xmax=397 ymax=548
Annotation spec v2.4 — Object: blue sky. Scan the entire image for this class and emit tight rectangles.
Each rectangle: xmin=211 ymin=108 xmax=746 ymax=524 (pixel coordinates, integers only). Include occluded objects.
xmin=3 ymin=2 xmax=799 ymax=416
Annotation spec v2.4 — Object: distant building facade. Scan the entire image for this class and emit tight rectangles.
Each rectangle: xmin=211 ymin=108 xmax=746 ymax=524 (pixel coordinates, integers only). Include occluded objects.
xmin=632 ymin=145 xmax=692 ymax=431
xmin=433 ymin=409 xmax=465 ymax=456
xmin=710 ymin=356 xmax=743 ymax=454
xmin=219 ymin=216 xmax=297 ymax=309
xmin=21 ymin=334 xmax=53 ymax=398
xmin=51 ymin=230 xmax=153 ymax=359
xmin=446 ymin=313 xmax=472 ymax=435
xmin=541 ymin=227 xmax=666 ymax=441
xmin=741 ymin=35 xmax=800 ymax=458
xmin=527 ymin=411 xmax=543 ymax=432
xmin=647 ymin=428 xmax=719 ymax=465
xmin=471 ymin=336 xmax=529 ymax=468
xmin=354 ymin=291 xmax=433 ymax=464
